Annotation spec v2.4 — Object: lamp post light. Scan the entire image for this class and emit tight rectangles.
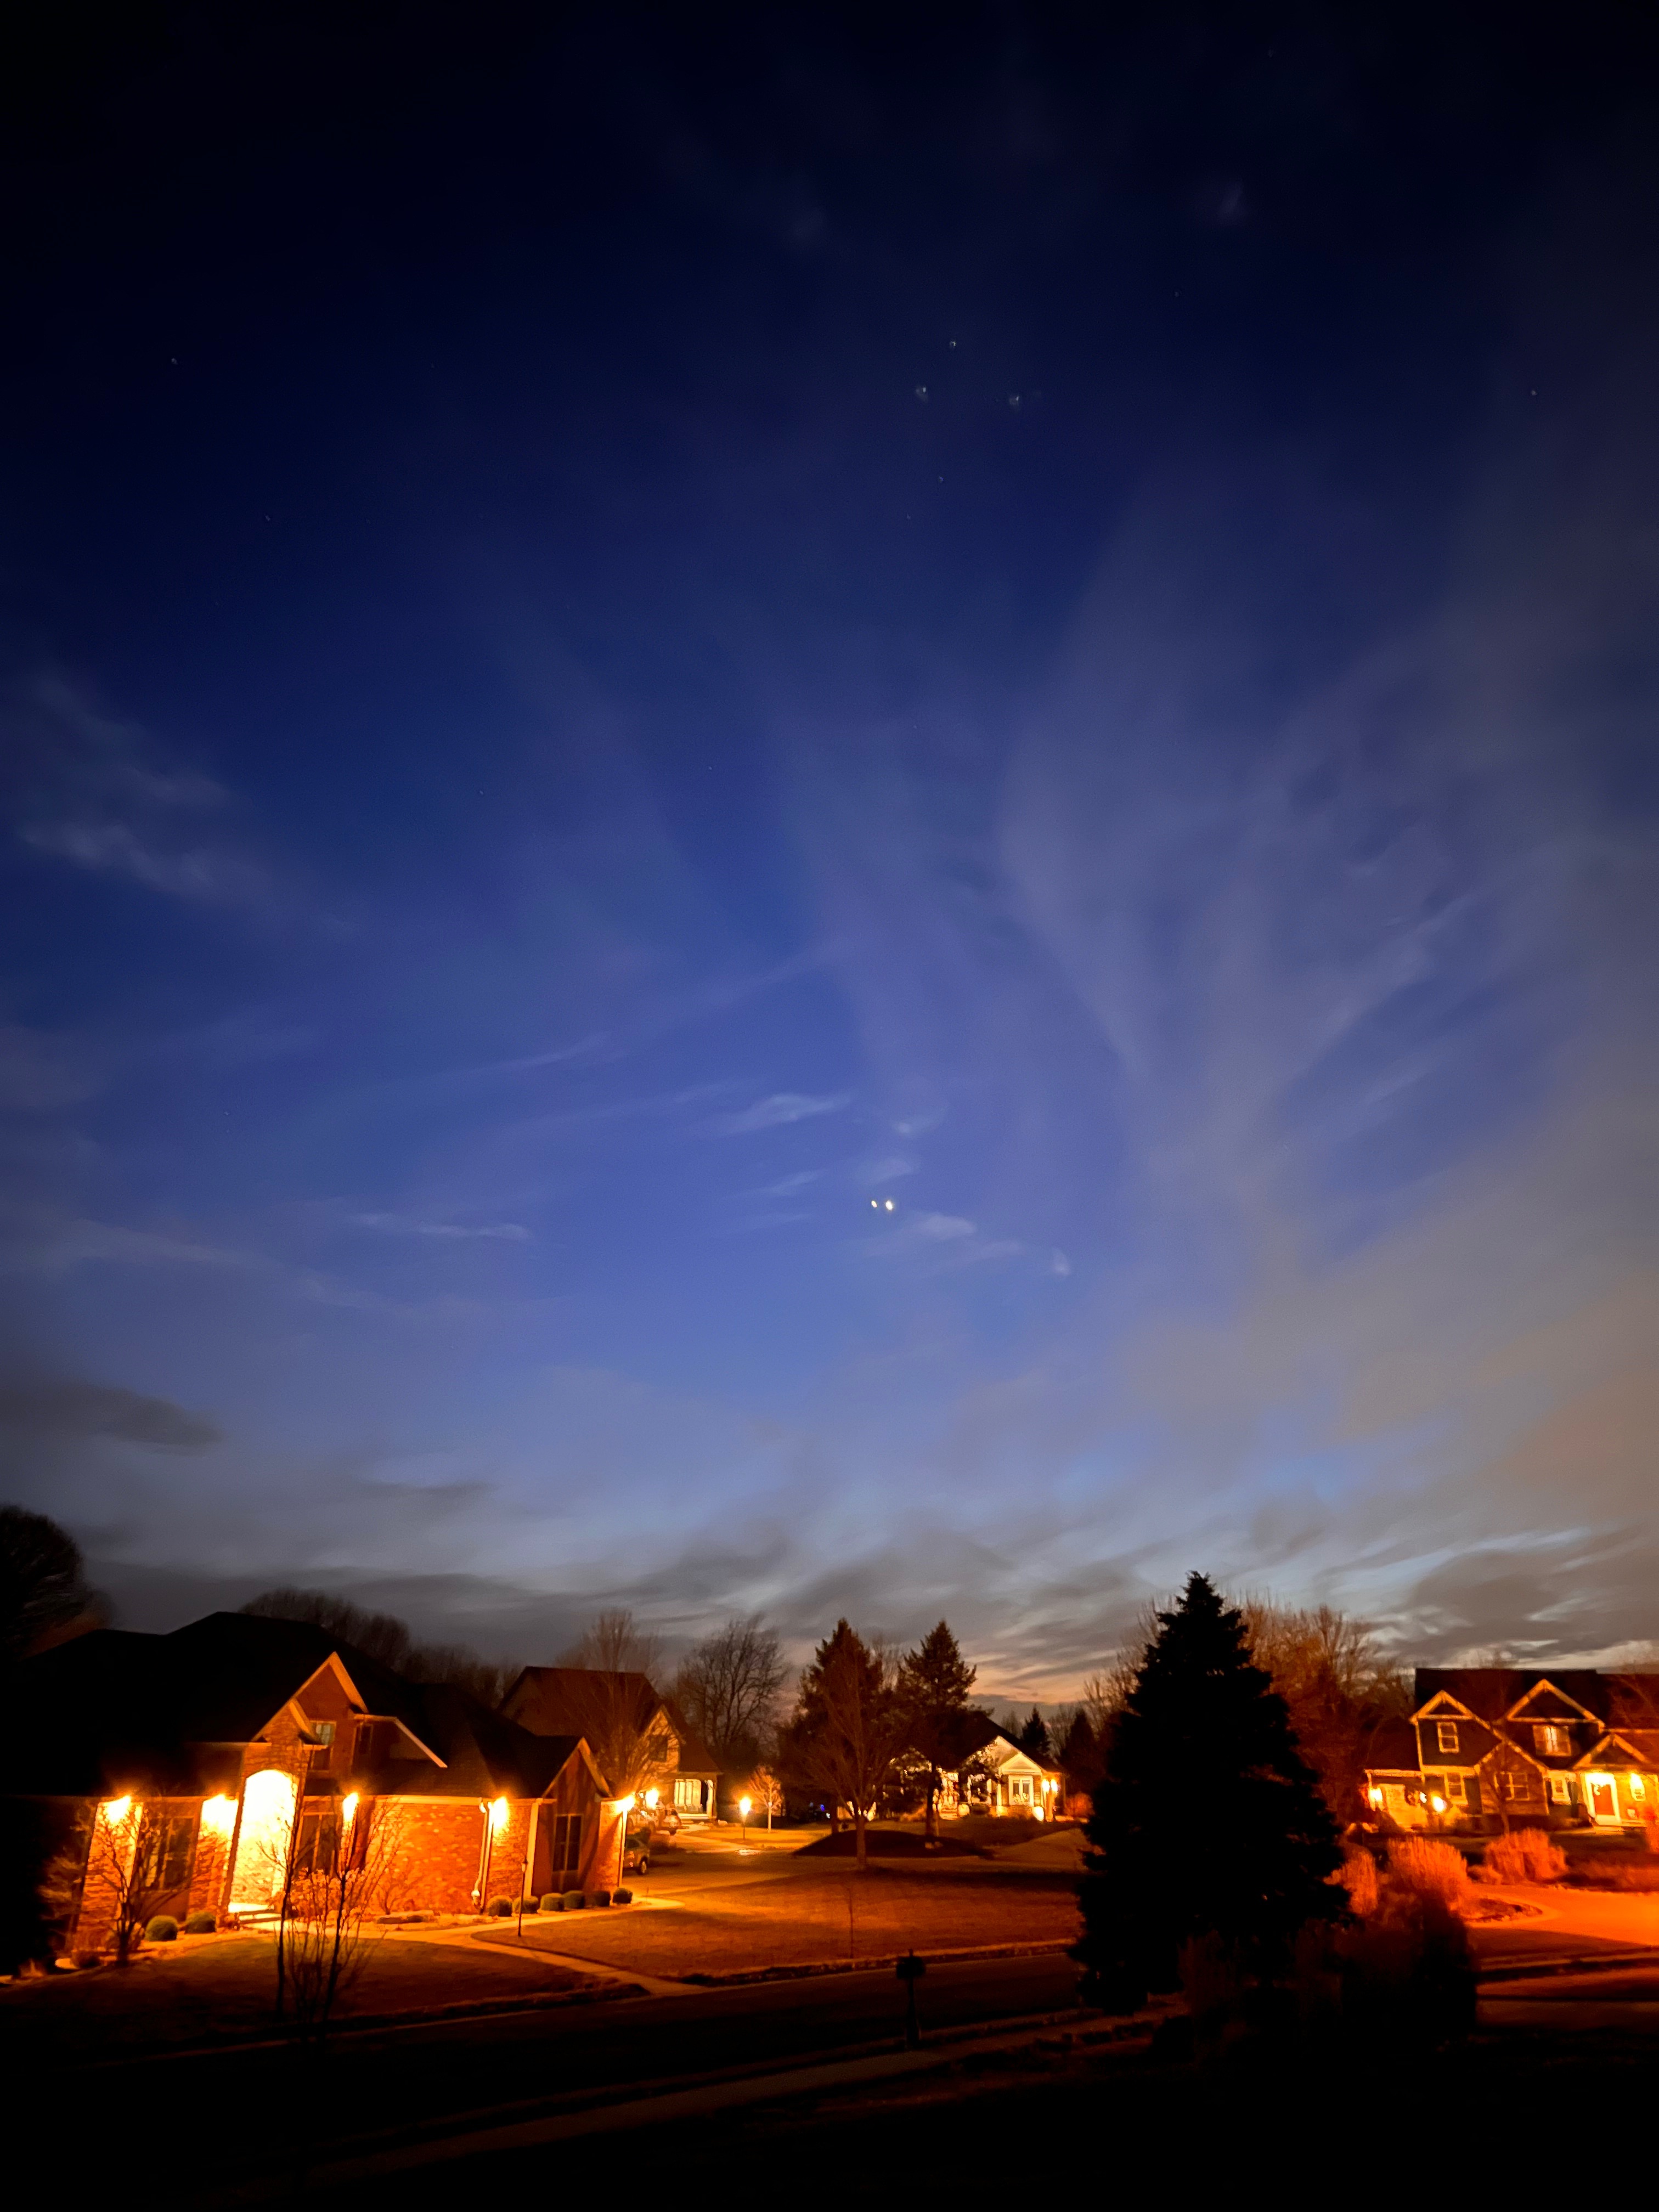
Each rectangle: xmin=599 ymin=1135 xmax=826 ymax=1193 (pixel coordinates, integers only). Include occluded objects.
xmin=738 ymin=1795 xmax=752 ymax=1843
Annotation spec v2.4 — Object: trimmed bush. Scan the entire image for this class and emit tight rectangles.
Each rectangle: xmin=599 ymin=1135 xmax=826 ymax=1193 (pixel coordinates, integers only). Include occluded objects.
xmin=612 ymin=1887 xmax=633 ymax=1905
xmin=539 ymin=1893 xmax=565 ymax=1912
xmin=145 ymin=1916 xmax=179 ymax=1943
xmin=183 ymin=1911 xmax=217 ymax=1935
xmin=1387 ymin=1837 xmax=1470 ymax=1910
xmin=562 ymin=1890 xmax=585 ymax=1910
xmin=590 ymin=1889 xmax=612 ymax=1908
xmin=1483 ymin=1828 xmax=1567 ymax=1884
xmin=486 ymin=1896 xmax=514 ymax=1916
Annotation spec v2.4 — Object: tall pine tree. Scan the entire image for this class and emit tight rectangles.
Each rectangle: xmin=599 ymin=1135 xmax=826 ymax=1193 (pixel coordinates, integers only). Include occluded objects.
xmin=1076 ymin=1572 xmax=1341 ymax=2009
xmin=897 ymin=1621 xmax=977 ymax=1841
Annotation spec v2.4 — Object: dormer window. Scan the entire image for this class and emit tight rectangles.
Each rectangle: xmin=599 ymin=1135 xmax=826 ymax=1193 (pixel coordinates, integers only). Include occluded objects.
xmin=312 ymin=1719 xmax=336 ymax=1769
xmin=1534 ymin=1724 xmax=1569 ymax=1758
xmin=1436 ymin=1721 xmax=1460 ymax=1755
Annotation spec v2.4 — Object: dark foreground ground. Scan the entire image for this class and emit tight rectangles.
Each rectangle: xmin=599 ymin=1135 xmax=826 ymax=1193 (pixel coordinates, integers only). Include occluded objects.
xmin=15 ymin=1837 xmax=1659 ymax=2204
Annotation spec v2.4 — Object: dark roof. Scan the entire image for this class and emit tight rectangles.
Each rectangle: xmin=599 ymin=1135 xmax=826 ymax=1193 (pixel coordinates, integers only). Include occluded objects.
xmin=503 ymin=1667 xmax=662 ymax=1739
xmin=366 ymin=1693 xmax=587 ymax=1799
xmin=1413 ymin=1669 xmax=1612 ymax=1723
xmin=162 ymin=1612 xmax=431 ymax=1743
xmin=1363 ymin=1718 xmax=1421 ymax=1772
xmin=661 ymin=1696 xmax=720 ymax=1778
xmin=4 ymin=1611 xmax=576 ymax=1803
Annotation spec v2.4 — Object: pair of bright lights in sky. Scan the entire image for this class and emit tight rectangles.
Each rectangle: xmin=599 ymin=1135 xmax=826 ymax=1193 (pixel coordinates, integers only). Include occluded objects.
xmin=870 ymin=1198 xmax=895 ymax=1211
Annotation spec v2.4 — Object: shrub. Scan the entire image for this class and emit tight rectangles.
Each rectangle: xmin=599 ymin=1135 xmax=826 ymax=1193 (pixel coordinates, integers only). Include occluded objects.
xmin=563 ymin=1891 xmax=586 ymax=1910
xmin=486 ymin=1897 xmax=514 ymax=1917
xmin=539 ymin=1893 xmax=565 ymax=1912
xmin=1338 ymin=1888 xmax=1475 ymax=2046
xmin=1387 ymin=1837 xmax=1470 ymax=1910
xmin=144 ymin=1916 xmax=179 ymax=1943
xmin=183 ymin=1911 xmax=217 ymax=1935
xmin=1338 ymin=1844 xmax=1379 ymax=1918
xmin=590 ymin=1889 xmax=612 ymax=1908
xmin=612 ymin=1887 xmax=633 ymax=1905
xmin=1483 ymin=1828 xmax=1566 ymax=1884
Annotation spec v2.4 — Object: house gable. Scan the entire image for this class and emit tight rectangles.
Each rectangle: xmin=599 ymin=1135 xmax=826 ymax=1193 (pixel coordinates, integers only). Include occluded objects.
xmin=1506 ymin=1680 xmax=1602 ymax=1726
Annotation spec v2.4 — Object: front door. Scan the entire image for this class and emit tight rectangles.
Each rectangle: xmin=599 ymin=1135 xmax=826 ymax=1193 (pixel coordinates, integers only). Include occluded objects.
xmin=1584 ymin=1773 xmax=1621 ymax=1825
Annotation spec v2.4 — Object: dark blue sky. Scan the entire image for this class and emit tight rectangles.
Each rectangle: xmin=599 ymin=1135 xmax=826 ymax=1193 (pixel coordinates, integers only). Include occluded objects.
xmin=3 ymin=4 xmax=1655 ymax=1688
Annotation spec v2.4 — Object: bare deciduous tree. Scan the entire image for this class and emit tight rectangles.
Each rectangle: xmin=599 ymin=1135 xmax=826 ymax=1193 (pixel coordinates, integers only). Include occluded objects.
xmin=0 ymin=1504 xmax=101 ymax=1663
xmin=243 ymin=1588 xmax=519 ymax=1705
xmin=1238 ymin=1599 xmax=1409 ymax=1825
xmin=551 ymin=1610 xmax=673 ymax=1801
xmin=673 ymin=1616 xmax=787 ymax=1779
xmin=280 ymin=1799 xmax=404 ymax=2043
xmin=50 ymin=1796 xmax=188 ymax=1963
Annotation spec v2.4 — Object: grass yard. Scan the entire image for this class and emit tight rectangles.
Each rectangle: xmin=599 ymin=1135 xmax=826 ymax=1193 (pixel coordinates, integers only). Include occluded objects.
xmin=0 ymin=1924 xmax=604 ymax=2063
xmin=479 ymin=1864 xmax=1079 ymax=1979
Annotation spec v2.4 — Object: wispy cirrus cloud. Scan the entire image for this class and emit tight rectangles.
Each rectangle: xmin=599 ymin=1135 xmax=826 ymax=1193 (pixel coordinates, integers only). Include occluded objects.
xmin=3 ymin=674 xmax=269 ymax=906
xmin=715 ymin=1090 xmax=850 ymax=1136
xmin=349 ymin=1212 xmax=531 ymax=1242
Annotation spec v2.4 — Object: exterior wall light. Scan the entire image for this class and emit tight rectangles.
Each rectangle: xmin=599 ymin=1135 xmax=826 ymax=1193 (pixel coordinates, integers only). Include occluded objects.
xmin=201 ymin=1795 xmax=237 ymax=1836
xmin=101 ymin=1796 xmax=134 ymax=1827
xmin=488 ymin=1796 xmax=509 ymax=1835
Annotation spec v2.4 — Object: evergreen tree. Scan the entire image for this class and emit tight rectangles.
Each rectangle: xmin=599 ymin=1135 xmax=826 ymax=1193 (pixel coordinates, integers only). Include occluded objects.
xmin=1076 ymin=1572 xmax=1342 ymax=2010
xmin=781 ymin=1621 xmax=902 ymax=1869
xmin=1058 ymin=1709 xmax=1100 ymax=1799
xmin=896 ymin=1621 xmax=977 ymax=1840
xmin=1015 ymin=1707 xmax=1052 ymax=1762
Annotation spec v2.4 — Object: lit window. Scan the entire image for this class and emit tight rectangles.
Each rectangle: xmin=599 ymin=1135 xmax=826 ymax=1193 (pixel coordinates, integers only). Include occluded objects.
xmin=1436 ymin=1721 xmax=1459 ymax=1754
xmin=1533 ymin=1724 xmax=1568 ymax=1758
xmin=1631 ymin=1774 xmax=1646 ymax=1800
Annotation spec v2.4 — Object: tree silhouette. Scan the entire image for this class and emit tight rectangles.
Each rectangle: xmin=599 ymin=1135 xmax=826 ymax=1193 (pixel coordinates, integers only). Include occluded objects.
xmin=1014 ymin=1707 xmax=1052 ymax=1762
xmin=0 ymin=1505 xmax=97 ymax=1663
xmin=1076 ymin=1572 xmax=1342 ymax=2010
xmin=897 ymin=1621 xmax=977 ymax=1841
xmin=782 ymin=1621 xmax=903 ymax=1869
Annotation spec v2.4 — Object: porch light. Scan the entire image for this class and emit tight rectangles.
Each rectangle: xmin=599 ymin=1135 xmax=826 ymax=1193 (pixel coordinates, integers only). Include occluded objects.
xmin=644 ymin=1788 xmax=659 ymax=1809
xmin=341 ymin=1792 xmax=360 ymax=1827
xmin=100 ymin=1796 xmax=134 ymax=1827
xmin=488 ymin=1796 xmax=509 ymax=1834
xmin=201 ymin=1795 xmax=237 ymax=1835
xmin=1430 ymin=1795 xmax=1448 ymax=1815
xmin=617 ymin=1793 xmax=636 ymax=1814
xmin=1631 ymin=1775 xmax=1646 ymax=1799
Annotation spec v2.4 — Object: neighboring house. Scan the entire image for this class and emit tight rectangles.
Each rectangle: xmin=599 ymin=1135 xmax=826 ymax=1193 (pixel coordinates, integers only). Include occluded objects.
xmin=13 ymin=1612 xmax=622 ymax=1955
xmin=935 ymin=1713 xmax=1065 ymax=1819
xmin=501 ymin=1667 xmax=723 ymax=1822
xmin=1361 ymin=1668 xmax=1659 ymax=1834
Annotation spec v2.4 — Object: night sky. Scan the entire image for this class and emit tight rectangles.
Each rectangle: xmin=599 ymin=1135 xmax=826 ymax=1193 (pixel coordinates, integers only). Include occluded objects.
xmin=2 ymin=4 xmax=1655 ymax=1690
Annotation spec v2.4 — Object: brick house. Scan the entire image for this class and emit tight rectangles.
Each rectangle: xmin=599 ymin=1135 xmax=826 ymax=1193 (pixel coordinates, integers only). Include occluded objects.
xmin=14 ymin=1612 xmax=623 ymax=1955
xmin=502 ymin=1667 xmax=722 ymax=1824
xmin=1361 ymin=1667 xmax=1659 ymax=1835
